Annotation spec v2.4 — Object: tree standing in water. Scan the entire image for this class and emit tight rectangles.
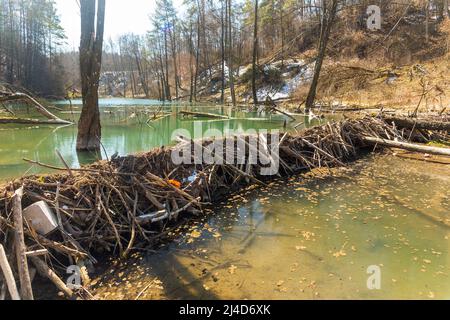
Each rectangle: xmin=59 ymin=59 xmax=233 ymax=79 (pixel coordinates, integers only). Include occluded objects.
xmin=77 ymin=0 xmax=106 ymax=151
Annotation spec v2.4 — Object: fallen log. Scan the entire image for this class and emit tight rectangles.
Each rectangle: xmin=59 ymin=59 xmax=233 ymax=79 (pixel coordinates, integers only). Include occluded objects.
xmin=0 ymin=118 xmax=71 ymax=125
xmin=383 ymin=116 xmax=450 ymax=132
xmin=0 ymin=244 xmax=21 ymax=300
xmin=363 ymin=136 xmax=450 ymax=156
xmin=179 ymin=111 xmax=230 ymax=119
xmin=0 ymin=92 xmax=72 ymax=125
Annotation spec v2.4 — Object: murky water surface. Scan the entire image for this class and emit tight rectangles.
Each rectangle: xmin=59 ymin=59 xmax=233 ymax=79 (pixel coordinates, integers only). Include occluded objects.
xmin=92 ymin=155 xmax=450 ymax=300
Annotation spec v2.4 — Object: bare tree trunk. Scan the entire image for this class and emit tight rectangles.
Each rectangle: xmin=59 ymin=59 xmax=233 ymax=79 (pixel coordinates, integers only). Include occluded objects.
xmin=228 ymin=0 xmax=236 ymax=106
xmin=425 ymin=0 xmax=430 ymax=43
xmin=169 ymin=19 xmax=179 ymax=100
xmin=252 ymin=0 xmax=259 ymax=105
xmin=194 ymin=5 xmax=201 ymax=102
xmin=163 ymin=31 xmax=171 ymax=101
xmin=133 ymin=48 xmax=150 ymax=98
xmin=77 ymin=0 xmax=106 ymax=151
xmin=305 ymin=0 xmax=338 ymax=111
xmin=220 ymin=0 xmax=225 ymax=104
xmin=280 ymin=0 xmax=285 ymax=68
xmin=188 ymin=22 xmax=195 ymax=103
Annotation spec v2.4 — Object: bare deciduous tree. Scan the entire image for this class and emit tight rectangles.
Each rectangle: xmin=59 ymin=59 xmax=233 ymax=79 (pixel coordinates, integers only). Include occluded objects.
xmin=305 ymin=0 xmax=339 ymax=111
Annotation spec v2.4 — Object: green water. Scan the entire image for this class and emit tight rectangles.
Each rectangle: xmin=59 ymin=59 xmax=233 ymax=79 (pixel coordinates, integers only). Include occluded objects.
xmin=0 ymin=100 xmax=328 ymax=181
xmin=92 ymin=155 xmax=450 ymax=300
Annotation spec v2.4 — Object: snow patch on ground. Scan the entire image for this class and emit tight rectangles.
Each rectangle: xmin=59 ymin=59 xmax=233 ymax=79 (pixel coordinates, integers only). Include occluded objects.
xmin=256 ymin=60 xmax=314 ymax=101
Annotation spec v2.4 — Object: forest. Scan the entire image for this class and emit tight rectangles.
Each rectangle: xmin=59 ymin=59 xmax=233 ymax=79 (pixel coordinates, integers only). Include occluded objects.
xmin=1 ymin=0 xmax=448 ymax=103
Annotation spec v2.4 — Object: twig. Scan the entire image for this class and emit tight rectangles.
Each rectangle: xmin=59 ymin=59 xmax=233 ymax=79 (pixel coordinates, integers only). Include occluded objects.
xmin=0 ymin=244 xmax=21 ymax=300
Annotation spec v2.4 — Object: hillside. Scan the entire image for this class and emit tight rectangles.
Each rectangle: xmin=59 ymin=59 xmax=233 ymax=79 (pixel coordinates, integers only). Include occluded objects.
xmin=196 ymin=7 xmax=450 ymax=113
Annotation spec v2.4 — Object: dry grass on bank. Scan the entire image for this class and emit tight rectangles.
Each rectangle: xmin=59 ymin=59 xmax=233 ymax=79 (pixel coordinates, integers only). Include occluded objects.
xmin=290 ymin=54 xmax=449 ymax=112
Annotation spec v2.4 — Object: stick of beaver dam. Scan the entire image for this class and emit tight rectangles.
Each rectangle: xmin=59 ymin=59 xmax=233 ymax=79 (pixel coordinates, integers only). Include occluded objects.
xmin=363 ymin=137 xmax=450 ymax=157
xmin=30 ymin=256 xmax=73 ymax=298
xmin=0 ymin=244 xmax=21 ymax=300
xmin=12 ymin=187 xmax=34 ymax=300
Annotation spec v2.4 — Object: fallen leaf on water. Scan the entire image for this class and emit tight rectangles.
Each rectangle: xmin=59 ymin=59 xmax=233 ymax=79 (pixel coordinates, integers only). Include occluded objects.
xmin=228 ymin=265 xmax=237 ymax=274
xmin=333 ymin=250 xmax=347 ymax=258
xmin=190 ymin=230 xmax=202 ymax=238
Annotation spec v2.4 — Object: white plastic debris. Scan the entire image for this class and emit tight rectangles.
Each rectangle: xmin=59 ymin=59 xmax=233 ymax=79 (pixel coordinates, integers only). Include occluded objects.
xmin=23 ymin=201 xmax=58 ymax=235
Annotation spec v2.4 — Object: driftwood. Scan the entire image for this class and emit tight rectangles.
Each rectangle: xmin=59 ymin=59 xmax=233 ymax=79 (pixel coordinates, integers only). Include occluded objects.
xmin=12 ymin=188 xmax=34 ymax=300
xmin=383 ymin=116 xmax=450 ymax=132
xmin=0 ymin=91 xmax=72 ymax=125
xmin=363 ymin=136 xmax=450 ymax=157
xmin=0 ymin=244 xmax=20 ymax=300
xmin=179 ymin=110 xmax=230 ymax=119
xmin=0 ymin=118 xmax=71 ymax=125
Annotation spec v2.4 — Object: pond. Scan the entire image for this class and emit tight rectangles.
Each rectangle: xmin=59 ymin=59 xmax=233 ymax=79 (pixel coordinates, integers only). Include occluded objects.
xmin=92 ymin=155 xmax=450 ymax=300
xmin=0 ymin=99 xmax=330 ymax=182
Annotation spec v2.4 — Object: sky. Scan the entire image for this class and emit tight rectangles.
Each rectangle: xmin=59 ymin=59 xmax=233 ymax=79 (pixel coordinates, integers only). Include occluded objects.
xmin=54 ymin=0 xmax=184 ymax=50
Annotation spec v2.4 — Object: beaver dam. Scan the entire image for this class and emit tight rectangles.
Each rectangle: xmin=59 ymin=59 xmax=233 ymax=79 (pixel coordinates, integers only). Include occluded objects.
xmin=0 ymin=115 xmax=449 ymax=300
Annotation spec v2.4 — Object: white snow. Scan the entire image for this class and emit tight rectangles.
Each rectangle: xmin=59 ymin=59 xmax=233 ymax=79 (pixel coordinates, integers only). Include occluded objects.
xmin=255 ymin=60 xmax=315 ymax=101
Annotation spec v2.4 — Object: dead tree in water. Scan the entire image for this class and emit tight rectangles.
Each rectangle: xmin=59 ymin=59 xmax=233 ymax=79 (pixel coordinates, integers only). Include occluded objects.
xmin=305 ymin=0 xmax=339 ymax=112
xmin=77 ymin=0 xmax=106 ymax=151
